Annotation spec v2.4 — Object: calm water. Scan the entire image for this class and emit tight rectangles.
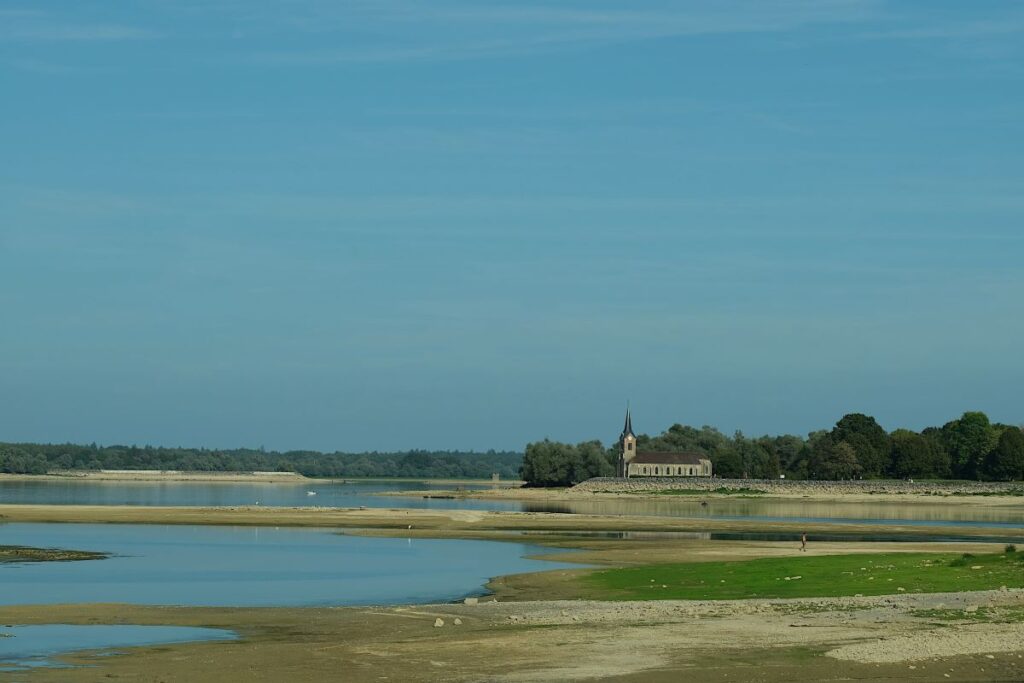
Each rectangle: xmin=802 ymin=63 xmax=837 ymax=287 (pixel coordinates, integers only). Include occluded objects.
xmin=0 ymin=479 xmax=522 ymax=511
xmin=2 ymin=480 xmax=1022 ymax=527
xmin=0 ymin=523 xmax=577 ymax=607
xmin=0 ymin=625 xmax=235 ymax=671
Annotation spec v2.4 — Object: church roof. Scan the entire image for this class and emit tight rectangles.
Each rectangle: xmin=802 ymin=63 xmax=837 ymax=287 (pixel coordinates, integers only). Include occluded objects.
xmin=632 ymin=451 xmax=708 ymax=465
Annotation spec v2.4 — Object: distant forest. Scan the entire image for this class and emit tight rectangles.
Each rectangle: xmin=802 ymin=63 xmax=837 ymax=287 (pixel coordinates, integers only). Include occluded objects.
xmin=0 ymin=443 xmax=522 ymax=479
xmin=521 ymin=411 xmax=1024 ymax=486
xmin=3 ymin=411 xmax=1022 ymax=485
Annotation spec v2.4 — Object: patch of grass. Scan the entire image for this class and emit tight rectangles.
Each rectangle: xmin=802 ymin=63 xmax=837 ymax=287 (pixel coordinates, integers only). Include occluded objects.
xmin=583 ymin=551 xmax=1024 ymax=601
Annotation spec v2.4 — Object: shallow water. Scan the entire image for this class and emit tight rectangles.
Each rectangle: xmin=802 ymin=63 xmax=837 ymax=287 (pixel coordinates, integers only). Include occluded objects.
xmin=2 ymin=479 xmax=1022 ymax=527
xmin=0 ymin=624 xmax=235 ymax=671
xmin=0 ymin=523 xmax=577 ymax=607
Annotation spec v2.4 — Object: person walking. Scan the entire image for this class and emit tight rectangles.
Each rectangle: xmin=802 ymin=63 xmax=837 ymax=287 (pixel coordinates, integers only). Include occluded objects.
xmin=800 ymin=532 xmax=807 ymax=552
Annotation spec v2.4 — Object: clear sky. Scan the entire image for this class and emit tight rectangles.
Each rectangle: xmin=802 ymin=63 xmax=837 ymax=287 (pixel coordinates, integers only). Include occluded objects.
xmin=2 ymin=1 xmax=1022 ymax=452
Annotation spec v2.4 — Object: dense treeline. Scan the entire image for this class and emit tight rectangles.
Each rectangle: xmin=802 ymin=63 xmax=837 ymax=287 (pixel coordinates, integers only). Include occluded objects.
xmin=521 ymin=411 xmax=1024 ymax=486
xmin=0 ymin=442 xmax=522 ymax=479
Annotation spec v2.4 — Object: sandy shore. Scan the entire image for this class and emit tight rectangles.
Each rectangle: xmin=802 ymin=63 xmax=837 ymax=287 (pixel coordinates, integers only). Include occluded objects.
xmin=4 ymin=588 xmax=1023 ymax=682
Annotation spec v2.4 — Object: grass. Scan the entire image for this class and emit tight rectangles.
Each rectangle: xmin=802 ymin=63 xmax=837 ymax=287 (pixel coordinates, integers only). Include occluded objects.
xmin=584 ymin=551 xmax=1024 ymax=601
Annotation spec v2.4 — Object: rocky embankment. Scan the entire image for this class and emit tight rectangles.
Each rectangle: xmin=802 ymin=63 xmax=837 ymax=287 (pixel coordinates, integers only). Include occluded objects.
xmin=574 ymin=477 xmax=1024 ymax=497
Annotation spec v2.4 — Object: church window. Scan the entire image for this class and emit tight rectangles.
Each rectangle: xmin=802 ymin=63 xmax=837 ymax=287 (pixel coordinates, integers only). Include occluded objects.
xmin=654 ymin=467 xmax=659 ymax=475
xmin=627 ymin=442 xmax=633 ymax=451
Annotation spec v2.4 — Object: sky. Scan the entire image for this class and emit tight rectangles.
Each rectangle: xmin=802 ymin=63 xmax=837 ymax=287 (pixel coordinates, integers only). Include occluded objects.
xmin=1 ymin=1 xmax=1022 ymax=452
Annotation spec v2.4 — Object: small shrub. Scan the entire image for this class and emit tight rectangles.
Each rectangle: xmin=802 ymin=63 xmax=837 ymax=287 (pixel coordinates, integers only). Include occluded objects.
xmin=1006 ymin=544 xmax=1017 ymax=554
xmin=950 ymin=553 xmax=976 ymax=568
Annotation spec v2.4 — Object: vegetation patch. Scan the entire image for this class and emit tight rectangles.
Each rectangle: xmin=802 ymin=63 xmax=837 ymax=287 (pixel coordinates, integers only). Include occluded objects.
xmin=583 ymin=551 xmax=1024 ymax=601
xmin=0 ymin=545 xmax=108 ymax=563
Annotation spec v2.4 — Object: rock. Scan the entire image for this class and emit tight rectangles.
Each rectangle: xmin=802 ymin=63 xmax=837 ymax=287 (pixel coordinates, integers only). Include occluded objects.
xmin=464 ymin=597 xmax=478 ymax=606
xmin=453 ymin=618 xmax=462 ymax=625
xmin=434 ymin=618 xmax=445 ymax=628
xmin=965 ymin=606 xmax=979 ymax=614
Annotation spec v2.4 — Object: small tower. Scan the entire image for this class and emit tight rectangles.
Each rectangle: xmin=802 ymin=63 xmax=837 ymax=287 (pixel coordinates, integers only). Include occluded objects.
xmin=617 ymin=408 xmax=637 ymax=478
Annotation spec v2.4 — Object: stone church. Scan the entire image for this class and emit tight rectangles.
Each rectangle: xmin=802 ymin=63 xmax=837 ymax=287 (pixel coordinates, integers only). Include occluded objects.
xmin=616 ymin=409 xmax=712 ymax=478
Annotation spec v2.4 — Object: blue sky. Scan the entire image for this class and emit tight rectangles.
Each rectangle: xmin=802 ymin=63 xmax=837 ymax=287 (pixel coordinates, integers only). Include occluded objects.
xmin=2 ymin=1 xmax=1022 ymax=451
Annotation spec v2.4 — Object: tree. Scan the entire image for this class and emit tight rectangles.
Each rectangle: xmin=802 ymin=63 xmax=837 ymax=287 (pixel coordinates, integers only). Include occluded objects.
xmin=808 ymin=440 xmax=862 ymax=480
xmin=831 ymin=413 xmax=890 ymax=477
xmin=889 ymin=429 xmax=949 ymax=479
xmin=520 ymin=439 xmax=612 ymax=487
xmin=942 ymin=411 xmax=998 ymax=479
xmin=982 ymin=428 xmax=1024 ymax=481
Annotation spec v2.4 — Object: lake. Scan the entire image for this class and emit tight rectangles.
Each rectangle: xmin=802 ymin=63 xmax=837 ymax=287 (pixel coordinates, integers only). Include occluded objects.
xmin=0 ymin=523 xmax=578 ymax=607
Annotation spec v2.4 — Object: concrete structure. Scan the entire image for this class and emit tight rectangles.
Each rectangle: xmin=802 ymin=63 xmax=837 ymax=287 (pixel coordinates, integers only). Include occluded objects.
xmin=616 ymin=409 xmax=712 ymax=478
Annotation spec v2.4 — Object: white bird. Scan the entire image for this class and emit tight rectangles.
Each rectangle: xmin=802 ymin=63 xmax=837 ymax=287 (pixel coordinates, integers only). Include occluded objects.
xmin=306 ymin=491 xmax=317 ymax=497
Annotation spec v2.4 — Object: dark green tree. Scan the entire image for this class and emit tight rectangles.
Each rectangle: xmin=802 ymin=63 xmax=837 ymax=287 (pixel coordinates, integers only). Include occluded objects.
xmin=831 ymin=413 xmax=890 ymax=477
xmin=888 ymin=429 xmax=949 ymax=479
xmin=982 ymin=428 xmax=1024 ymax=481
xmin=942 ymin=411 xmax=998 ymax=478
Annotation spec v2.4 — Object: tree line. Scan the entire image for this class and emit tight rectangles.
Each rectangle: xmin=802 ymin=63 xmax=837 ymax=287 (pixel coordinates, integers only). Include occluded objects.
xmin=521 ymin=411 xmax=1024 ymax=486
xmin=0 ymin=442 xmax=522 ymax=479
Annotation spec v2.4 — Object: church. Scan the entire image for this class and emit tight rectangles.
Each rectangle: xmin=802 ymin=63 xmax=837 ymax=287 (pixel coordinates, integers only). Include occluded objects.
xmin=616 ymin=409 xmax=713 ymax=478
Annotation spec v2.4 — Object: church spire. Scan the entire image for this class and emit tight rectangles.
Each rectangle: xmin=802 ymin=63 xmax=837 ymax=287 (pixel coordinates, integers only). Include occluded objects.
xmin=621 ymin=406 xmax=635 ymax=439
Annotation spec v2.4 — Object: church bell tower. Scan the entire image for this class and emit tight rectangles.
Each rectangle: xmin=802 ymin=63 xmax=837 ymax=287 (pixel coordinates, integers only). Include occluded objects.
xmin=617 ymin=408 xmax=637 ymax=478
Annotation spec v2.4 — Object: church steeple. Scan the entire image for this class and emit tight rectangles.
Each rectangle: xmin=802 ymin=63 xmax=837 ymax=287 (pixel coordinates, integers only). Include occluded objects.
xmin=620 ymin=407 xmax=635 ymax=440
xmin=617 ymin=406 xmax=637 ymax=477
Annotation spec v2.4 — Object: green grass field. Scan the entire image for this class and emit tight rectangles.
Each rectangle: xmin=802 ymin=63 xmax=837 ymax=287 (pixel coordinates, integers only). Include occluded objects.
xmin=584 ymin=551 xmax=1024 ymax=600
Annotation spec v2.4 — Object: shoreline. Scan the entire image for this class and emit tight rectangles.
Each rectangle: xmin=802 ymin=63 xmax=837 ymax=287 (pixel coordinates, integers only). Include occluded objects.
xmin=1 ymin=503 xmax=1020 ymax=539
